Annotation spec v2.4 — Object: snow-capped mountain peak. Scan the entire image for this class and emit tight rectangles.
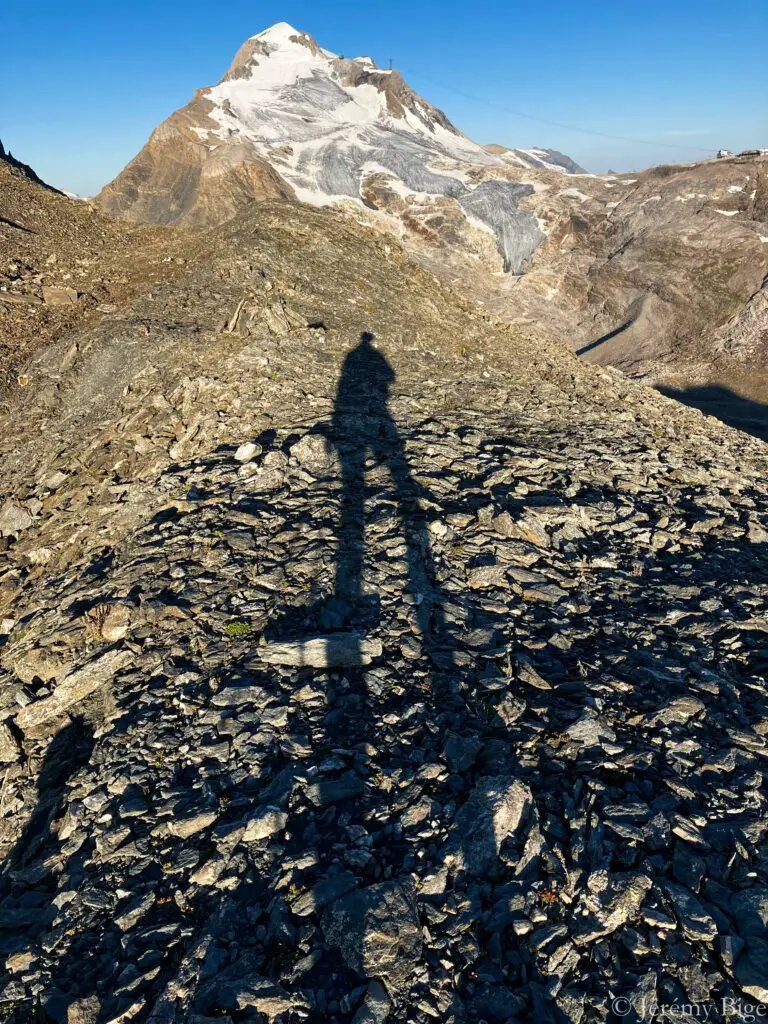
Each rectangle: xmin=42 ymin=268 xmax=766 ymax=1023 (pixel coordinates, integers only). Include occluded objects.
xmin=252 ymin=21 xmax=313 ymax=43
xmin=214 ymin=22 xmax=470 ymax=148
xmin=100 ymin=23 xmax=583 ymax=273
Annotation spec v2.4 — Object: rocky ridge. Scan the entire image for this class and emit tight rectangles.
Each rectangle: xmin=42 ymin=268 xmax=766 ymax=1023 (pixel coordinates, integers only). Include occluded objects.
xmin=0 ymin=159 xmax=186 ymax=392
xmin=0 ymin=182 xmax=767 ymax=1022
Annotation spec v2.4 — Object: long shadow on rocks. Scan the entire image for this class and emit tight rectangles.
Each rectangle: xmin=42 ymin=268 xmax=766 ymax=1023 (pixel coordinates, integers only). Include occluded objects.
xmin=7 ymin=335 xmax=768 ymax=1023
xmin=656 ymin=383 xmax=768 ymax=442
xmin=253 ymin=333 xmax=561 ymax=1022
xmin=3 ymin=334 xmax=544 ymax=1024
xmin=0 ymin=720 xmax=95 ymax=978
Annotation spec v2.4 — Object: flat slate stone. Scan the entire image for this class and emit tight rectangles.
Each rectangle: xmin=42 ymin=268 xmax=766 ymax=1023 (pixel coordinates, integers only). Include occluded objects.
xmin=258 ymin=634 xmax=382 ymax=668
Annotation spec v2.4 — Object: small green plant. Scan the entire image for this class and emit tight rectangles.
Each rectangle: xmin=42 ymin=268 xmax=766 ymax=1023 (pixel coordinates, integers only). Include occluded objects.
xmin=538 ymin=886 xmax=560 ymax=906
xmin=222 ymin=620 xmax=251 ymax=638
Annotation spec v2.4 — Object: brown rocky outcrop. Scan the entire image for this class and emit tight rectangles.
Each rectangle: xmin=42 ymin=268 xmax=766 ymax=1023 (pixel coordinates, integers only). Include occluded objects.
xmin=97 ymin=94 xmax=294 ymax=228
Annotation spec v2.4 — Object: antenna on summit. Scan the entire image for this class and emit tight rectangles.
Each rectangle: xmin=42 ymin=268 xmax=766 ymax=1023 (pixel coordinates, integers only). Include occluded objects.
xmin=388 ymin=57 xmax=393 ymax=70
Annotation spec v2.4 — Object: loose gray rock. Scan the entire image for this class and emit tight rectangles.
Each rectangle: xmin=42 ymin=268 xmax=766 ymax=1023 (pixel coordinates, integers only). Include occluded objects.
xmin=566 ymin=709 xmax=617 ymax=747
xmin=0 ymin=501 xmax=32 ymax=536
xmin=323 ymin=882 xmax=422 ymax=991
xmin=351 ymin=980 xmax=391 ymax=1024
xmin=242 ymin=806 xmax=287 ymax=842
xmin=259 ymin=634 xmax=382 ymax=668
xmin=662 ymin=882 xmax=718 ymax=942
xmin=234 ymin=441 xmax=260 ymax=463
xmin=42 ymin=285 xmax=78 ymax=307
xmin=0 ymin=722 xmax=21 ymax=764
xmin=652 ymin=696 xmax=705 ymax=726
xmin=16 ymin=649 xmax=132 ymax=731
xmin=734 ymin=938 xmax=768 ymax=1002
xmin=292 ymin=871 xmax=357 ymax=917
xmin=289 ymin=433 xmax=334 ymax=472
xmin=731 ymin=887 xmax=768 ymax=939
xmin=169 ymin=811 xmax=218 ymax=839
xmin=575 ymin=872 xmax=652 ymax=944
xmin=445 ymin=776 xmax=532 ymax=876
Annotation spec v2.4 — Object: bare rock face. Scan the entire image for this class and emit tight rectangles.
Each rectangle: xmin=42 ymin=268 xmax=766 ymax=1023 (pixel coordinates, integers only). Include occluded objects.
xmin=97 ymin=94 xmax=294 ymax=228
xmin=323 ymin=883 xmax=422 ymax=991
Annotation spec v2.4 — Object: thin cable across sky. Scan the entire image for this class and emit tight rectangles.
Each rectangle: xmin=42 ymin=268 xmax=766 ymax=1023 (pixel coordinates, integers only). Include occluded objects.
xmin=397 ymin=63 xmax=716 ymax=155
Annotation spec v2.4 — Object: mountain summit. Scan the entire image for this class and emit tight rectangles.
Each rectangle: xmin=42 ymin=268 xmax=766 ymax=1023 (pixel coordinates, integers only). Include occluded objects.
xmin=98 ymin=23 xmax=579 ymax=272
xmin=218 ymin=21 xmax=462 ymax=141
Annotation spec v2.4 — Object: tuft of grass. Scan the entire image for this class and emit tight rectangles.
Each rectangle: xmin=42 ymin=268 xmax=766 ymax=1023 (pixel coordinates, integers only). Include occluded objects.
xmin=222 ymin=620 xmax=252 ymax=638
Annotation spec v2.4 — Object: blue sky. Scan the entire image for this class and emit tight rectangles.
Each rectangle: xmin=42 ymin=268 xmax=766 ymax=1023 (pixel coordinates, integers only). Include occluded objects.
xmin=2 ymin=0 xmax=766 ymax=195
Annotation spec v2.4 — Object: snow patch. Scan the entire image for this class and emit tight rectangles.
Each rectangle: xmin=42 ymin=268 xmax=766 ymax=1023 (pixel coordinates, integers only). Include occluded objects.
xmin=517 ymin=148 xmax=571 ymax=173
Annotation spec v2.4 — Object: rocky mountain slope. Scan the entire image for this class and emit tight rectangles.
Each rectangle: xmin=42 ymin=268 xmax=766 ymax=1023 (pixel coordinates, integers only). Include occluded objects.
xmin=0 ymin=153 xmax=186 ymax=392
xmin=1 ymin=163 xmax=768 ymax=1023
xmin=480 ymin=154 xmax=768 ymax=408
xmin=0 ymin=140 xmax=58 ymax=192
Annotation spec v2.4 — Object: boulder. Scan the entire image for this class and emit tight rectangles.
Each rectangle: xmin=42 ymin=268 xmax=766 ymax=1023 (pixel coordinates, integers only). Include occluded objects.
xmin=323 ymin=882 xmax=422 ymax=991
xmin=444 ymin=776 xmax=532 ymax=877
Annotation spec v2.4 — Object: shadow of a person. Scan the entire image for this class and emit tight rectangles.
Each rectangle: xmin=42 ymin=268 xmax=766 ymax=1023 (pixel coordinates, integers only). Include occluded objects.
xmin=324 ymin=333 xmax=567 ymax=1020
xmin=0 ymin=719 xmax=96 ymax=966
xmin=331 ymin=332 xmax=444 ymax=645
xmin=9 ymin=326 xmax=767 ymax=1022
xmin=18 ymin=335 xmax=558 ymax=1022
xmin=333 ymin=331 xmax=395 ymax=607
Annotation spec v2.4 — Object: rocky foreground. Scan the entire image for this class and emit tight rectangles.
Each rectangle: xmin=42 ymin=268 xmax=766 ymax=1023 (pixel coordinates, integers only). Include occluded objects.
xmin=1 ymin=199 xmax=768 ymax=1023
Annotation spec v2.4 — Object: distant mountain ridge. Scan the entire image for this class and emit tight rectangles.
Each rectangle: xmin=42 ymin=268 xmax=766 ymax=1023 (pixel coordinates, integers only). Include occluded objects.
xmin=0 ymin=138 xmax=59 ymax=192
xmin=485 ymin=144 xmax=587 ymax=175
xmin=94 ymin=23 xmax=768 ymax=427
